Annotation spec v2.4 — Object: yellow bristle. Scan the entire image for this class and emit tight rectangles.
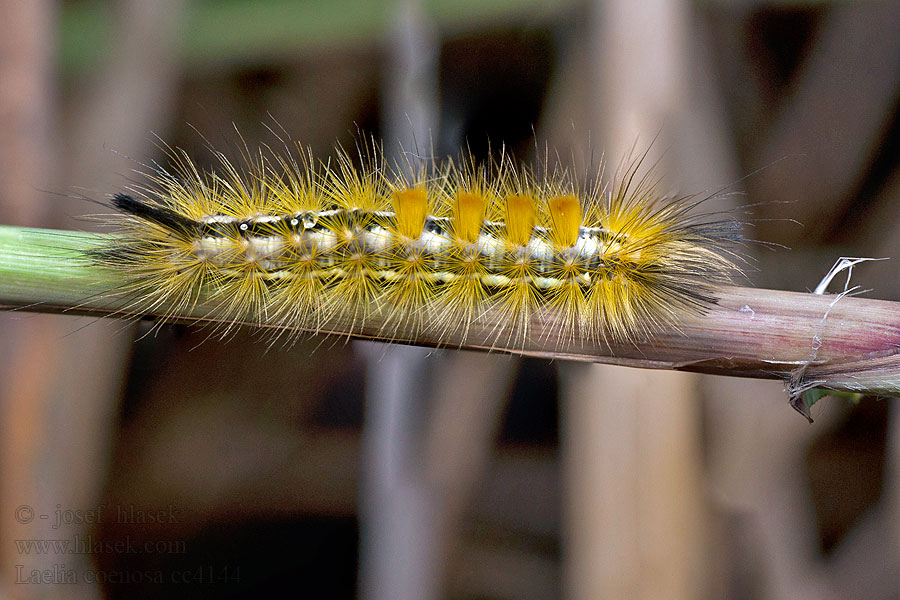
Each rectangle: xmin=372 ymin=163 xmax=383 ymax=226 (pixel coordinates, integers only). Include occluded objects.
xmin=392 ymin=188 xmax=428 ymax=239
xmin=453 ymin=191 xmax=486 ymax=243
xmin=505 ymin=194 xmax=536 ymax=246
xmin=548 ymin=195 xmax=582 ymax=247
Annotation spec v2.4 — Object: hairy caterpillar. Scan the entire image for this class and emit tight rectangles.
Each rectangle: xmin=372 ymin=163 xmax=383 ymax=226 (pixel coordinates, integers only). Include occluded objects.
xmin=90 ymin=136 xmax=742 ymax=348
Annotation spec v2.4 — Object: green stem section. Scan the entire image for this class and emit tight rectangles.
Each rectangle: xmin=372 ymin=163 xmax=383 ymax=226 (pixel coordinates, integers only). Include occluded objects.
xmin=0 ymin=226 xmax=116 ymax=310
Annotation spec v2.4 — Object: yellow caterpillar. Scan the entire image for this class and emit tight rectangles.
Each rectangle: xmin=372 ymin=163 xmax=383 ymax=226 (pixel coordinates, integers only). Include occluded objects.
xmin=91 ymin=138 xmax=741 ymax=348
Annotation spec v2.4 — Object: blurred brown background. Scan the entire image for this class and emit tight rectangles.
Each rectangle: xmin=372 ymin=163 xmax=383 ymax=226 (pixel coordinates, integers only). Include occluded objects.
xmin=1 ymin=0 xmax=898 ymax=599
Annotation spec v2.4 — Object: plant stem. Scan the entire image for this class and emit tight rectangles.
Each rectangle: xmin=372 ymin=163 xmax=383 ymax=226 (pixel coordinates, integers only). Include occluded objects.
xmin=1 ymin=224 xmax=898 ymax=419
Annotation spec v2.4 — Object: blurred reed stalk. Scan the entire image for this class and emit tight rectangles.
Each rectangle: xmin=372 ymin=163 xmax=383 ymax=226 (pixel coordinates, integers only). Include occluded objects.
xmin=2 ymin=224 xmax=898 ymax=420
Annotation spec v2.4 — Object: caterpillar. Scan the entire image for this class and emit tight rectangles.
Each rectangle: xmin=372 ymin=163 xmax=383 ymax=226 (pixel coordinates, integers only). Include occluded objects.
xmin=89 ymin=136 xmax=742 ymax=349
